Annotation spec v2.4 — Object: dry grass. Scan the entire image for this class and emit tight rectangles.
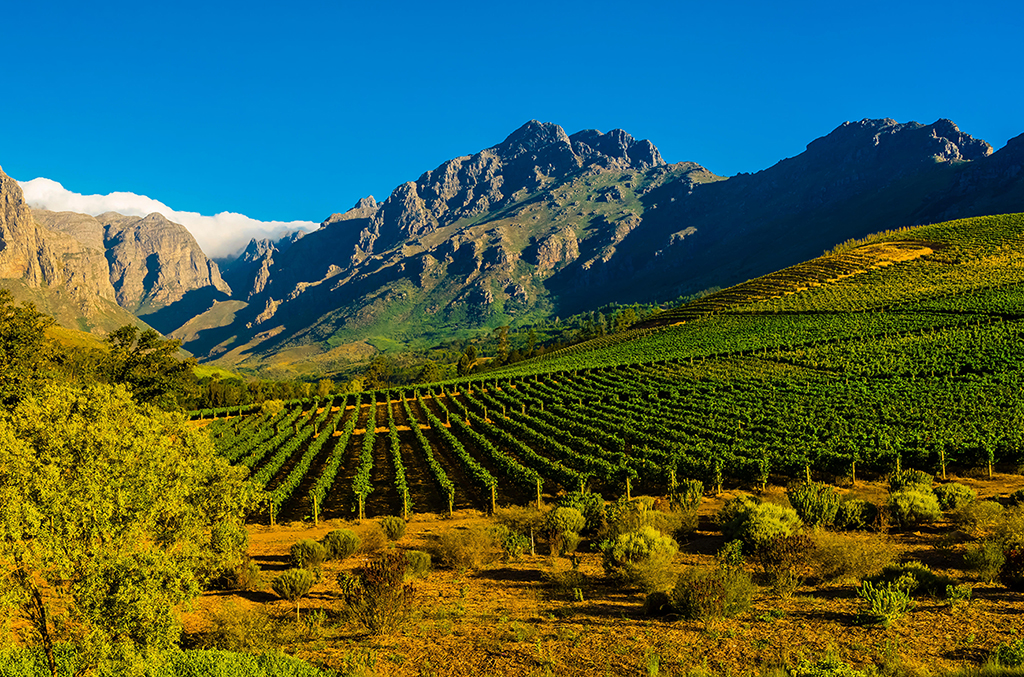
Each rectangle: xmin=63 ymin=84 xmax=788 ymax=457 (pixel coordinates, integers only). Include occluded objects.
xmin=180 ymin=476 xmax=1024 ymax=676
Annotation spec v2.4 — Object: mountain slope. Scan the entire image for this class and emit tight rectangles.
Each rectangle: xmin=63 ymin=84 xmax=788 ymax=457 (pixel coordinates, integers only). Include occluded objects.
xmin=183 ymin=118 xmax=1022 ymax=371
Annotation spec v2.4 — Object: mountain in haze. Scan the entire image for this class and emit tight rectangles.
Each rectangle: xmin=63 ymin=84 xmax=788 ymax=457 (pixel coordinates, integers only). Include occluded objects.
xmin=3 ymin=118 xmax=1023 ymax=372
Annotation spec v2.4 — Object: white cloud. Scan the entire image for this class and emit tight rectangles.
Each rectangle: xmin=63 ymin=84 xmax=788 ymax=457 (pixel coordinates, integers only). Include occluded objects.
xmin=17 ymin=177 xmax=319 ymax=259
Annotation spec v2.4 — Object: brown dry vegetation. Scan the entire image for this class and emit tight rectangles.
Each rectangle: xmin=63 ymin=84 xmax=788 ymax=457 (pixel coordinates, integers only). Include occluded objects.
xmin=182 ymin=474 xmax=1024 ymax=677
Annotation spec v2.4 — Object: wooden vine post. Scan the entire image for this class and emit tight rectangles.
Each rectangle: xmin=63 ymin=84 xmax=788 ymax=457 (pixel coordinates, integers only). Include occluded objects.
xmin=312 ymin=497 xmax=319 ymax=526
xmin=402 ymin=489 xmax=409 ymax=521
xmin=535 ymin=478 xmax=543 ymax=510
xmin=490 ymin=485 xmax=496 ymax=514
xmin=358 ymin=496 xmax=365 ymax=522
xmin=269 ymin=501 xmax=275 ymax=527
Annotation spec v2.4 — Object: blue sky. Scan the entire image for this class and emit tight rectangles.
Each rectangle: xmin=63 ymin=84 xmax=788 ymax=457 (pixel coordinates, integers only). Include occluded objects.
xmin=1 ymin=0 xmax=1021 ymax=255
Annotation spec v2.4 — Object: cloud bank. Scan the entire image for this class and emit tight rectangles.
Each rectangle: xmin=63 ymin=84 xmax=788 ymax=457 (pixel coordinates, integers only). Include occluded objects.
xmin=18 ymin=177 xmax=319 ymax=259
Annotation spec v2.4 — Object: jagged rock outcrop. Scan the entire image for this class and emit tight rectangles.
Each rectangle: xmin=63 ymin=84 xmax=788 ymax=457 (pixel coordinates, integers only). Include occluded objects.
xmin=101 ymin=212 xmax=231 ymax=312
xmin=0 ymin=167 xmax=56 ymax=286
xmin=221 ymin=237 xmax=276 ymax=300
xmin=1 ymin=172 xmax=120 ymax=319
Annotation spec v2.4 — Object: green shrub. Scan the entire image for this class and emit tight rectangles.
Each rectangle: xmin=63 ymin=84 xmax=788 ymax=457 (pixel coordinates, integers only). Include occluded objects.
xmin=430 ymin=526 xmax=500 ymax=570
xmin=223 ymin=557 xmax=263 ymax=592
xmin=642 ymin=590 xmax=674 ymax=617
xmin=404 ymin=550 xmax=431 ymax=579
xmin=995 ymin=505 xmax=1024 ymax=548
xmin=867 ymin=561 xmax=955 ymax=597
xmin=546 ymin=506 xmax=585 ymax=535
xmin=753 ymin=533 xmax=815 ymax=595
xmin=671 ymin=565 xmax=754 ymax=628
xmin=669 ymin=479 xmax=704 ymax=512
xmin=0 ymin=646 xmax=334 ymax=677
xmin=889 ymin=489 xmax=941 ymax=527
xmin=857 ymin=579 xmax=913 ymax=627
xmin=197 ymin=601 xmax=275 ymax=652
xmin=934 ymin=482 xmax=976 ymax=511
xmin=289 ymin=539 xmax=327 ymax=570
xmin=964 ymin=540 xmax=1006 ymax=582
xmin=271 ymin=568 xmax=317 ymax=619
xmin=956 ymin=500 xmax=1005 ymax=535
xmin=545 ymin=506 xmax=585 ymax=555
xmin=719 ymin=495 xmax=801 ymax=548
xmin=834 ymin=499 xmax=877 ymax=531
xmin=322 ymin=529 xmax=360 ymax=560
xmin=787 ymin=482 xmax=841 ymax=527
xmin=717 ymin=494 xmax=760 ymax=531
xmin=558 ymin=491 xmax=606 ymax=534
xmin=945 ymin=583 xmax=972 ymax=611
xmin=379 ymin=515 xmax=406 ymax=541
xmin=992 ymin=638 xmax=1024 ymax=667
xmin=809 ymin=532 xmax=900 ymax=583
xmin=342 ymin=551 xmax=415 ymax=635
xmin=716 ymin=539 xmax=745 ymax=567
xmin=833 ymin=499 xmax=878 ymax=531
xmin=490 ymin=524 xmax=531 ymax=560
xmin=888 ymin=468 xmax=933 ymax=493
xmin=790 ymin=654 xmax=866 ymax=677
xmin=601 ymin=526 xmax=679 ymax=592
xmin=357 ymin=523 xmax=388 ymax=554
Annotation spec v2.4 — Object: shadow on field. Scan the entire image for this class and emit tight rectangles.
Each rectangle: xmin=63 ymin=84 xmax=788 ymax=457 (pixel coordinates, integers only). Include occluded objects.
xmin=253 ymin=554 xmax=291 ymax=573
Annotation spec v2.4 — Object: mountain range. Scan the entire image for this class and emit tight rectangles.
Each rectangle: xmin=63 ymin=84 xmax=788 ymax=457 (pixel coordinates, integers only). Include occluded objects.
xmin=2 ymin=117 xmax=1022 ymax=374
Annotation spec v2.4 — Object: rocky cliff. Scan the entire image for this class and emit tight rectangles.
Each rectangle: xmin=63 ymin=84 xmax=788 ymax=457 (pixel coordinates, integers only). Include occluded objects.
xmin=179 ymin=117 xmax=1022 ymax=367
xmin=99 ymin=211 xmax=231 ymax=313
xmin=0 ymin=168 xmax=139 ymax=330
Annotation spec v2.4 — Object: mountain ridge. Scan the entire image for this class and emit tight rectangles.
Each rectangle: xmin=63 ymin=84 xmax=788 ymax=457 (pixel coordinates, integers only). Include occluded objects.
xmin=3 ymin=117 xmax=1022 ymax=375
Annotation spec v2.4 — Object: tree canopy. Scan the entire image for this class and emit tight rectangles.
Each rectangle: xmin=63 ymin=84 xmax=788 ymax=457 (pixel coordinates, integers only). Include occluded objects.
xmin=103 ymin=326 xmax=200 ymax=410
xmin=0 ymin=380 xmax=255 ymax=671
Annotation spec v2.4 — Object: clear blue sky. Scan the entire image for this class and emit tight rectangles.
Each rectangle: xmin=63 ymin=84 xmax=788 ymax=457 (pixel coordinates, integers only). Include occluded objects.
xmin=2 ymin=0 xmax=1021 ymax=225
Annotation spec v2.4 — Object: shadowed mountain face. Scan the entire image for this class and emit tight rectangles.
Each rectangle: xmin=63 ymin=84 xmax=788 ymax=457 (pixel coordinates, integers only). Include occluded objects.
xmin=3 ymin=117 xmax=1023 ymax=366
xmin=178 ymin=117 xmax=1020 ymax=365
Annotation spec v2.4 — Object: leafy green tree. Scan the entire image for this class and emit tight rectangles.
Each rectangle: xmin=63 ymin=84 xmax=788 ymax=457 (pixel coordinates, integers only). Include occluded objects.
xmin=418 ymin=360 xmax=443 ymax=383
xmin=0 ymin=289 xmax=55 ymax=407
xmin=494 ymin=326 xmax=509 ymax=364
xmin=457 ymin=345 xmax=478 ymax=376
xmin=102 ymin=325 xmax=199 ymax=410
xmin=316 ymin=378 xmax=333 ymax=398
xmin=364 ymin=355 xmax=394 ymax=390
xmin=0 ymin=381 xmax=255 ymax=673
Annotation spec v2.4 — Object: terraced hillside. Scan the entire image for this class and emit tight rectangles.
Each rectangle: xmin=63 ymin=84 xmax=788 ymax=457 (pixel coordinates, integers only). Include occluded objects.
xmin=192 ymin=213 xmax=1024 ymax=522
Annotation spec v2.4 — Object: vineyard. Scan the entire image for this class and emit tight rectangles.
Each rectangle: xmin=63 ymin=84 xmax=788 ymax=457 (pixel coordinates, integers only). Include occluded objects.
xmin=192 ymin=212 xmax=1024 ymax=524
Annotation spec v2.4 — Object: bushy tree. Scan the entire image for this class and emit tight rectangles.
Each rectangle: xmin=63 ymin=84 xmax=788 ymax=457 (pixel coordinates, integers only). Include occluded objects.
xmin=103 ymin=325 xmax=199 ymax=410
xmin=0 ymin=290 xmax=55 ymax=406
xmin=0 ymin=381 xmax=254 ymax=673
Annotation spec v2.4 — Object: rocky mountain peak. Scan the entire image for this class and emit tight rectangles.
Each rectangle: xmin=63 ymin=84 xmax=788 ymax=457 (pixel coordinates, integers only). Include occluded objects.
xmin=239 ymin=237 xmax=276 ymax=263
xmin=101 ymin=211 xmax=231 ymax=312
xmin=493 ymin=120 xmax=573 ymax=160
xmin=805 ymin=118 xmax=993 ymax=166
xmin=569 ymin=128 xmax=665 ymax=169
